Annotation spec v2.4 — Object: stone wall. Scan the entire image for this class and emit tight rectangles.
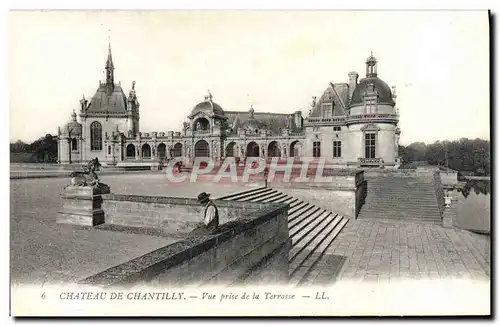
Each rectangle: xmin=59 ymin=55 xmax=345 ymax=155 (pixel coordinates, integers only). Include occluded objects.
xmin=79 ymin=202 xmax=290 ymax=288
xmin=440 ymin=170 xmax=458 ymax=186
xmin=363 ymin=169 xmax=418 ymax=178
xmin=101 ymin=194 xmax=273 ymax=235
xmin=432 ymin=170 xmax=446 ymax=218
xmin=270 ymin=170 xmax=365 ymax=219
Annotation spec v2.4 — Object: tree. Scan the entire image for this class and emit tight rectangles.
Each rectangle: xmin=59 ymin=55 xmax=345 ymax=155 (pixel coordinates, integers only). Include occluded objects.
xmin=398 ymin=138 xmax=490 ymax=175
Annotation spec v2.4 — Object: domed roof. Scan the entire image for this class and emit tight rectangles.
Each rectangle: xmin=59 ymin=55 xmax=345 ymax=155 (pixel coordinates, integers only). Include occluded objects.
xmin=350 ymin=77 xmax=395 ymax=107
xmin=189 ymin=92 xmax=225 ymax=118
xmin=62 ymin=111 xmax=82 ymax=136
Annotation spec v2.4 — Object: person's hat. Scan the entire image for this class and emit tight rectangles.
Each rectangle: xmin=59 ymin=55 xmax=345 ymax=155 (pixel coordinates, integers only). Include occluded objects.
xmin=197 ymin=192 xmax=211 ymax=202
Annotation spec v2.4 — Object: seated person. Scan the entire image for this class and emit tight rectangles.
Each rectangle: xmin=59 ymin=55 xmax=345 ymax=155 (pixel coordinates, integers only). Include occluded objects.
xmin=190 ymin=192 xmax=219 ymax=235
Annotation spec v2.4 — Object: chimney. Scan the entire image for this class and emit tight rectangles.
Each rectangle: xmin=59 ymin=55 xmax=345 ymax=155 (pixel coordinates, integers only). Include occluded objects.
xmin=348 ymin=71 xmax=359 ymax=101
xmin=294 ymin=111 xmax=303 ymax=130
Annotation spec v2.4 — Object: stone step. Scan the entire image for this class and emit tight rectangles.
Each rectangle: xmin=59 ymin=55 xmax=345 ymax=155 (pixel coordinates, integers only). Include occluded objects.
xmin=291 ymin=212 xmax=335 ymax=248
xmin=295 ymin=218 xmax=350 ymax=286
xmin=359 ymin=206 xmax=442 ymax=213
xmin=219 ymin=187 xmax=349 ymax=284
xmin=289 ymin=205 xmax=323 ymax=229
xmin=261 ymin=193 xmax=289 ymax=203
xmin=216 ymin=186 xmax=266 ymax=200
xmin=367 ymin=190 xmax=436 ymax=199
xmin=290 ymin=211 xmax=331 ymax=240
xmin=357 ymin=212 xmax=442 ymax=220
xmin=356 ymin=215 xmax=443 ymax=224
xmin=366 ymin=192 xmax=438 ymax=197
xmin=288 ymin=204 xmax=318 ymax=223
xmin=250 ymin=191 xmax=286 ymax=203
xmin=288 ymin=202 xmax=310 ymax=217
xmin=360 ymin=203 xmax=441 ymax=210
xmin=367 ymin=191 xmax=436 ymax=195
xmin=288 ymin=214 xmax=342 ymax=268
xmin=274 ymin=196 xmax=297 ymax=204
xmin=289 ymin=216 xmax=347 ymax=284
xmin=222 ymin=189 xmax=272 ymax=202
xmin=236 ymin=189 xmax=277 ymax=202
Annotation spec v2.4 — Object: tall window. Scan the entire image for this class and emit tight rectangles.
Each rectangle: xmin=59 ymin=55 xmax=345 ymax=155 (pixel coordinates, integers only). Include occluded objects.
xmin=333 ymin=141 xmax=342 ymax=158
xmin=365 ymin=133 xmax=376 ymax=158
xmin=365 ymin=99 xmax=377 ymax=114
xmin=90 ymin=121 xmax=102 ymax=151
xmin=313 ymin=141 xmax=321 ymax=158
xmin=71 ymin=138 xmax=78 ymax=151
xmin=108 ymin=145 xmax=111 ymax=155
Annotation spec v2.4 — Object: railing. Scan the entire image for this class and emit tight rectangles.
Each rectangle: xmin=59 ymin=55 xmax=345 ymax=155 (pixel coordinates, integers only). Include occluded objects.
xmin=358 ymin=157 xmax=383 ymax=164
xmin=346 ymin=113 xmax=399 ymax=124
xmin=304 ymin=116 xmax=346 ymax=124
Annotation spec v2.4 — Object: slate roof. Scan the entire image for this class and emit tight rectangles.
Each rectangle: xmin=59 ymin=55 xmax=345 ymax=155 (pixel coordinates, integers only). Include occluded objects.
xmin=309 ymin=83 xmax=349 ymax=117
xmin=86 ymin=84 xmax=129 ymax=113
xmin=225 ymin=111 xmax=299 ymax=135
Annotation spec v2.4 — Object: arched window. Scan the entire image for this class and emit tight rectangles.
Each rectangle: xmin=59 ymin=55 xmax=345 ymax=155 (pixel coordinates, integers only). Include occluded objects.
xmin=290 ymin=140 xmax=302 ymax=158
xmin=142 ymin=144 xmax=152 ymax=159
xmin=225 ymin=142 xmax=236 ymax=157
xmin=90 ymin=121 xmax=102 ymax=151
xmin=194 ymin=140 xmax=210 ymax=158
xmin=246 ymin=142 xmax=260 ymax=157
xmin=157 ymin=143 xmax=167 ymax=159
xmin=126 ymin=144 xmax=136 ymax=158
xmin=173 ymin=143 xmax=183 ymax=157
xmin=71 ymin=138 xmax=78 ymax=151
xmin=267 ymin=141 xmax=280 ymax=158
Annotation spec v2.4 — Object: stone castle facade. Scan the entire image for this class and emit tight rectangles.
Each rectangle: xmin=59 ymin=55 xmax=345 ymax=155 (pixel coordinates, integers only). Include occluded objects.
xmin=58 ymin=45 xmax=401 ymax=169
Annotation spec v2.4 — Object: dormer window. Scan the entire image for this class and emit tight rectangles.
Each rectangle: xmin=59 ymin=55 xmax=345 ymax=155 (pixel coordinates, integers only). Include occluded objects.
xmin=365 ymin=98 xmax=377 ymax=114
xmin=321 ymin=103 xmax=333 ymax=118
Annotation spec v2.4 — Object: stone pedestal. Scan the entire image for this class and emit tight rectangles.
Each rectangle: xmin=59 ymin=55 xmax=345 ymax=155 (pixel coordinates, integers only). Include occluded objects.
xmin=57 ymin=185 xmax=110 ymax=226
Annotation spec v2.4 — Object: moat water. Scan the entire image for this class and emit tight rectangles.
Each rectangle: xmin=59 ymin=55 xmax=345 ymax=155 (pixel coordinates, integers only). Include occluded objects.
xmin=455 ymin=179 xmax=491 ymax=234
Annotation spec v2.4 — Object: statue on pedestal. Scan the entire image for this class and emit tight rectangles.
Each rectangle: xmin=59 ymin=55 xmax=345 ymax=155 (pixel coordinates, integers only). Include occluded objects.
xmin=59 ymin=157 xmax=110 ymax=227
xmin=68 ymin=157 xmax=110 ymax=193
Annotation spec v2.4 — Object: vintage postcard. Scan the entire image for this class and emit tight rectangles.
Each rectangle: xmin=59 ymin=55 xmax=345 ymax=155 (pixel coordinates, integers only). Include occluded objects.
xmin=9 ymin=10 xmax=491 ymax=317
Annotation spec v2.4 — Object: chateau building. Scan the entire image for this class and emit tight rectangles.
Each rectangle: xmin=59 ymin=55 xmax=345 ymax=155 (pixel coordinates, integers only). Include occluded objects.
xmin=58 ymin=45 xmax=401 ymax=169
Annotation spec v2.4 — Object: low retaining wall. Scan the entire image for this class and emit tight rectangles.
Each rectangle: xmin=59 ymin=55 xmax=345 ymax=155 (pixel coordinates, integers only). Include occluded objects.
xmin=363 ymin=169 xmax=418 ymax=178
xmin=433 ymin=171 xmax=446 ymax=218
xmin=440 ymin=171 xmax=458 ymax=186
xmin=79 ymin=200 xmax=290 ymax=288
xmin=101 ymin=194 xmax=278 ymax=235
xmin=269 ymin=169 xmax=366 ymax=219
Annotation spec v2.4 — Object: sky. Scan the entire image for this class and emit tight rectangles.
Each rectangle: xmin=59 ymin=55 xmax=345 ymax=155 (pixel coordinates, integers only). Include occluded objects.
xmin=9 ymin=10 xmax=490 ymax=145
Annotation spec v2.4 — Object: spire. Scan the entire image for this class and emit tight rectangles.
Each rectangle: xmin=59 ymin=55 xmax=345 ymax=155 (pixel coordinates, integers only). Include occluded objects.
xmin=79 ymin=94 xmax=88 ymax=111
xmin=106 ymin=41 xmax=114 ymax=69
xmin=365 ymin=52 xmax=378 ymax=78
xmin=105 ymin=39 xmax=115 ymax=95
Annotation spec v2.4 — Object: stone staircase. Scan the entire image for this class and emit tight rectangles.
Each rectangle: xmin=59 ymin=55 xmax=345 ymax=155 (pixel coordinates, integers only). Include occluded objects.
xmin=357 ymin=176 xmax=443 ymax=223
xmin=217 ymin=186 xmax=349 ymax=286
